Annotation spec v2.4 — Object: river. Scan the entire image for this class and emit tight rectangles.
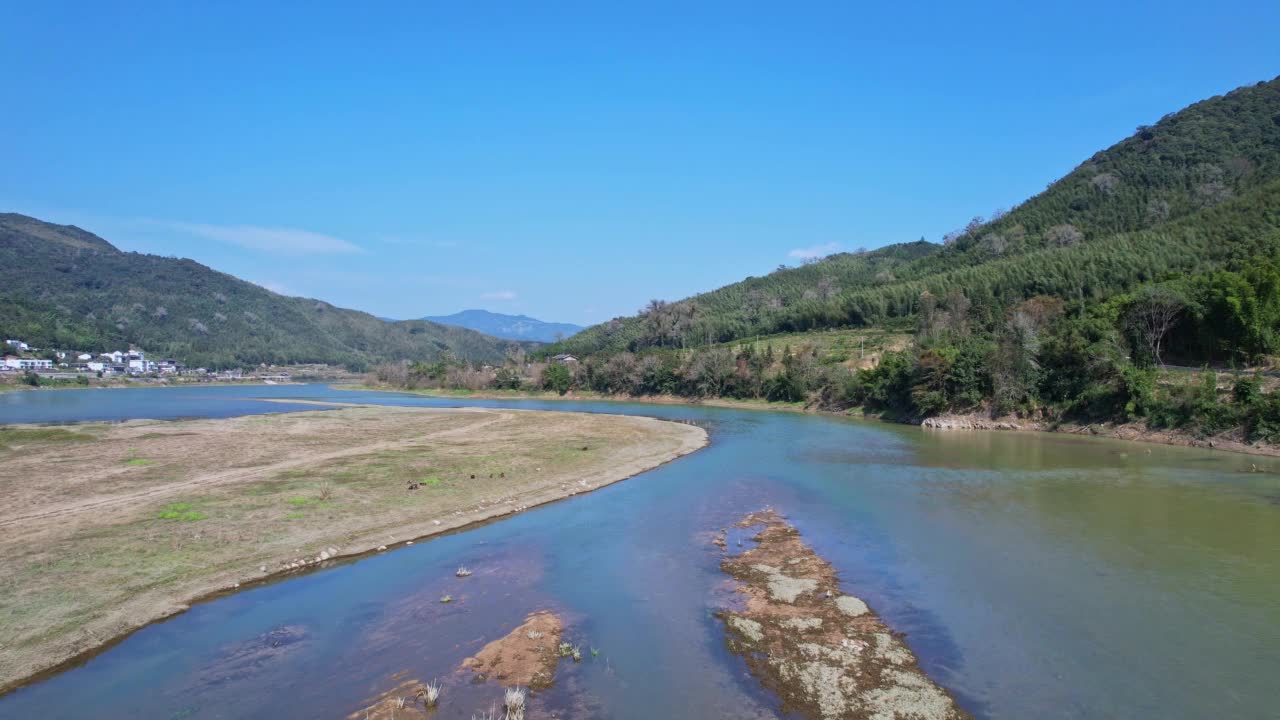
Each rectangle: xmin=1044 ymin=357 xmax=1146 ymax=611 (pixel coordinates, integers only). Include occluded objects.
xmin=1 ymin=384 xmax=1277 ymax=719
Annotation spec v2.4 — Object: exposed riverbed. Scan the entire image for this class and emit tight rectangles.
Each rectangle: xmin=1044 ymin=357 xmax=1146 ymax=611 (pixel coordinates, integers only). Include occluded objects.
xmin=1 ymin=384 xmax=1277 ymax=719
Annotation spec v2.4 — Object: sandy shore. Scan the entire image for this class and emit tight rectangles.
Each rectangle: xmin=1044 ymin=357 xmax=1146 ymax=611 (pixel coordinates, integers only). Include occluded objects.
xmin=0 ymin=406 xmax=706 ymax=694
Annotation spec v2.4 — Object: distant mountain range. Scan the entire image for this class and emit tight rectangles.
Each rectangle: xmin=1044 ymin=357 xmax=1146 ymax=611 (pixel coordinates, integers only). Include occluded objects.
xmin=417 ymin=309 xmax=584 ymax=343
xmin=0 ymin=214 xmax=527 ymax=370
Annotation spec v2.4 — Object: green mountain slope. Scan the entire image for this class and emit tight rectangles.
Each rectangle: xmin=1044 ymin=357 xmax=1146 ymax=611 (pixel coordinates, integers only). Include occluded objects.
xmin=0 ymin=214 xmax=520 ymax=369
xmin=552 ymin=76 xmax=1280 ymax=357
xmin=555 ymin=240 xmax=940 ymax=356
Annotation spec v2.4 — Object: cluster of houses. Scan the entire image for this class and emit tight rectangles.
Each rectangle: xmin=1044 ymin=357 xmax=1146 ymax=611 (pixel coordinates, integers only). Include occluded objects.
xmin=3 ymin=339 xmax=190 ymax=377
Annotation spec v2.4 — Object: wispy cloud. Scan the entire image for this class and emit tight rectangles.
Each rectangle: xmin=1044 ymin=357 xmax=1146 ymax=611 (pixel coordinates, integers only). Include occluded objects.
xmin=164 ymin=221 xmax=363 ymax=254
xmin=480 ymin=290 xmax=518 ymax=301
xmin=377 ymin=234 xmax=459 ymax=249
xmin=788 ymin=242 xmax=841 ymax=260
xmin=254 ymin=280 xmax=296 ymax=296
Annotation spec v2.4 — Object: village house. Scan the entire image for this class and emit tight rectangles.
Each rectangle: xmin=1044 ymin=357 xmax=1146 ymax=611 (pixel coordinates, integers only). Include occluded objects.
xmin=3 ymin=356 xmax=54 ymax=370
xmin=551 ymin=354 xmax=579 ymax=365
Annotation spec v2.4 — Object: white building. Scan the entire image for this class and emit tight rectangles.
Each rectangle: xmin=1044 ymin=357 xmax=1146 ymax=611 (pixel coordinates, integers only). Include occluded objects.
xmin=5 ymin=340 xmax=29 ymax=351
xmin=3 ymin=357 xmax=53 ymax=370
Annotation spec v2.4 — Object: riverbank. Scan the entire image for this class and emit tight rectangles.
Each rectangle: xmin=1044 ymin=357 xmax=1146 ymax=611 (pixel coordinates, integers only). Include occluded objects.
xmin=920 ymin=412 xmax=1280 ymax=458
xmin=352 ymin=383 xmax=1280 ymax=459
xmin=0 ymin=405 xmax=707 ymax=694
xmin=345 ymin=382 xmax=809 ymax=412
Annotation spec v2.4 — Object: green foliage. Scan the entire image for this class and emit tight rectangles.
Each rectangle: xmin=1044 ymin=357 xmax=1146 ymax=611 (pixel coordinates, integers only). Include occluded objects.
xmin=493 ymin=366 xmax=523 ymax=390
xmin=541 ymin=363 xmax=573 ymax=395
xmin=763 ymin=371 xmax=806 ymax=403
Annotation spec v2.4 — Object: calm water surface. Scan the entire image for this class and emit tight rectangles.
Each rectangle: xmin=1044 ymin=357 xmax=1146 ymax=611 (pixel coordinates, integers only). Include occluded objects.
xmin=1 ymin=385 xmax=1277 ymax=719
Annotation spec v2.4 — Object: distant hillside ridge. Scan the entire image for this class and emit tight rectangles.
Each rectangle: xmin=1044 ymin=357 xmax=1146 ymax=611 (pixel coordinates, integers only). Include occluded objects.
xmin=0 ymin=213 xmax=523 ymax=369
xmin=419 ymin=309 xmax=584 ymax=343
xmin=548 ymin=76 xmax=1280 ymax=357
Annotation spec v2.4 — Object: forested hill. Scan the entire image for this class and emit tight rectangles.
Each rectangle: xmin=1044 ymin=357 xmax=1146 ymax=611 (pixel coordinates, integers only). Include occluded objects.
xmin=554 ymin=240 xmax=940 ymax=355
xmin=551 ymin=76 xmax=1280 ymax=357
xmin=0 ymin=214 xmax=520 ymax=369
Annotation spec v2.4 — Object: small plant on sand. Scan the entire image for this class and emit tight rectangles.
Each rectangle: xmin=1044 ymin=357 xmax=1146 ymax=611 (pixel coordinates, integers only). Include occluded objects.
xmin=440 ymin=594 xmax=453 ymax=603
xmin=416 ymin=680 xmax=442 ymax=707
xmin=318 ymin=482 xmax=334 ymax=502
xmin=571 ymin=645 xmax=582 ymax=662
xmin=557 ymin=642 xmax=573 ymax=657
xmin=455 ymin=565 xmax=473 ymax=577
xmin=526 ymin=629 xmax=544 ymax=640
xmin=395 ymin=696 xmax=407 ymax=710
xmin=504 ymin=686 xmax=526 ymax=718
xmin=157 ymin=502 xmax=206 ymax=521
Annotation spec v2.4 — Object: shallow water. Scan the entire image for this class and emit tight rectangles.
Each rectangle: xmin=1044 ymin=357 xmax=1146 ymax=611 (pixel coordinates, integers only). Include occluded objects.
xmin=1 ymin=385 xmax=1278 ymax=719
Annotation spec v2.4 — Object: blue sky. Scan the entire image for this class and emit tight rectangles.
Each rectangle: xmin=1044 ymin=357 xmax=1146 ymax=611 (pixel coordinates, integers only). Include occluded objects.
xmin=3 ymin=2 xmax=1278 ymax=324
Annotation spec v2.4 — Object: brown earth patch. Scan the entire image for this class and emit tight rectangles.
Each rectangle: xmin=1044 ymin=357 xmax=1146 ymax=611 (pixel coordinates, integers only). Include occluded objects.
xmin=460 ymin=610 xmax=564 ymax=689
xmin=719 ymin=509 xmax=969 ymax=720
xmin=347 ymin=676 xmax=435 ymax=720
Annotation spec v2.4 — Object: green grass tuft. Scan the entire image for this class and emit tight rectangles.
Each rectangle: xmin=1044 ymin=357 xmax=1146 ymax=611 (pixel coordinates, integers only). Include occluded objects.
xmin=157 ymin=502 xmax=206 ymax=521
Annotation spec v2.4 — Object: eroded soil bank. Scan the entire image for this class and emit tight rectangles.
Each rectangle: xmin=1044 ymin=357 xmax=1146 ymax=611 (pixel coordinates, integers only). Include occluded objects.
xmin=718 ymin=509 xmax=970 ymax=720
xmin=0 ymin=406 xmax=706 ymax=693
xmin=351 ymin=610 xmax=572 ymax=719
xmin=461 ymin=609 xmax=565 ymax=688
xmin=920 ymin=412 xmax=1280 ymax=458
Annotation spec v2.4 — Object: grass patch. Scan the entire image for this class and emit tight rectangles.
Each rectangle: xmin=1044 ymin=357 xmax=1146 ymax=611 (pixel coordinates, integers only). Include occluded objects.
xmin=157 ymin=502 xmax=206 ymax=521
xmin=284 ymin=512 xmax=305 ymax=520
xmin=0 ymin=427 xmax=96 ymax=450
xmin=125 ymin=458 xmax=153 ymax=466
xmin=422 ymin=476 xmax=442 ymax=487
xmin=286 ymin=497 xmax=314 ymax=506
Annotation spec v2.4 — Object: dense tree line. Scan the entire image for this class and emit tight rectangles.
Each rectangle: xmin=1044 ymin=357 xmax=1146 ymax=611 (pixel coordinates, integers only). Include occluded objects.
xmin=389 ymin=251 xmax=1280 ymax=443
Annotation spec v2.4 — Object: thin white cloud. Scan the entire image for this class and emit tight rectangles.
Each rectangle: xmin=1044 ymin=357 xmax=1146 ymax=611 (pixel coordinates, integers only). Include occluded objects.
xmin=788 ymin=242 xmax=842 ymax=260
xmin=377 ymin=234 xmax=459 ymax=249
xmin=480 ymin=290 xmax=518 ymax=301
xmin=165 ymin=221 xmax=362 ymax=254
xmin=255 ymin=280 xmax=296 ymax=296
